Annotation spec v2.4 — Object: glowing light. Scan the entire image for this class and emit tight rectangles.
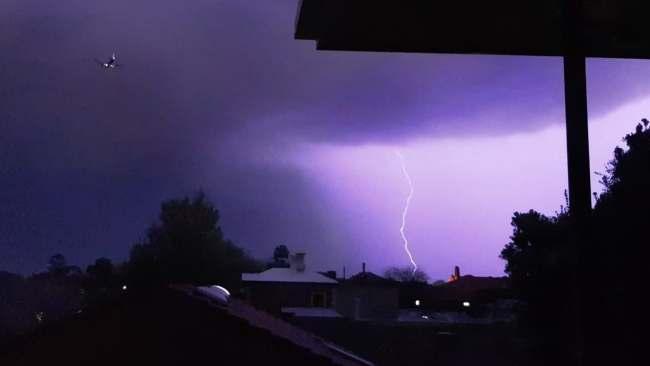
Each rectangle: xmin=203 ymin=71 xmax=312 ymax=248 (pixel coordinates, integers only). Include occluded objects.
xmin=35 ymin=311 xmax=45 ymax=323
xmin=396 ymin=151 xmax=418 ymax=274
xmin=421 ymin=315 xmax=429 ymax=319
xmin=462 ymin=301 xmax=471 ymax=307
xmin=122 ymin=285 xmax=127 ymax=291
xmin=415 ymin=299 xmax=421 ymax=307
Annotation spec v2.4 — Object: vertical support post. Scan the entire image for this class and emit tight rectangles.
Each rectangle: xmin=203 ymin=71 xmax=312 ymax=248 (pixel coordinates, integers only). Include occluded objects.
xmin=563 ymin=56 xmax=592 ymax=224
xmin=563 ymin=51 xmax=591 ymax=366
xmin=563 ymin=2 xmax=591 ymax=365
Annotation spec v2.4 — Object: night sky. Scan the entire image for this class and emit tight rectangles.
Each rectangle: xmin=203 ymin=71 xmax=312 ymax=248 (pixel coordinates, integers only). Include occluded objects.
xmin=3 ymin=0 xmax=650 ymax=280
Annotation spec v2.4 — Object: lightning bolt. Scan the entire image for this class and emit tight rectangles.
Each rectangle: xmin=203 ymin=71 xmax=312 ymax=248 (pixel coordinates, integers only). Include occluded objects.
xmin=396 ymin=151 xmax=417 ymax=275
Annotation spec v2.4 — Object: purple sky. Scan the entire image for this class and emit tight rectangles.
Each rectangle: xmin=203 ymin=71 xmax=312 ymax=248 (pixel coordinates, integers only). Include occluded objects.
xmin=2 ymin=0 xmax=650 ymax=279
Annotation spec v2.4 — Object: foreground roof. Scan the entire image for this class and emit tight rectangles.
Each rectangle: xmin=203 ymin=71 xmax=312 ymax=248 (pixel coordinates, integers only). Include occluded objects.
xmin=242 ymin=268 xmax=338 ymax=284
xmin=295 ymin=0 xmax=650 ymax=59
xmin=1 ymin=286 xmax=370 ymax=366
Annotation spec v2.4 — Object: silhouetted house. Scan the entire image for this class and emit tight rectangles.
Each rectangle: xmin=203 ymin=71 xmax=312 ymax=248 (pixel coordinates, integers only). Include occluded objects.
xmin=396 ymin=281 xmax=442 ymax=309
xmin=398 ymin=267 xmax=511 ymax=311
xmin=335 ymin=264 xmax=398 ymax=321
xmin=241 ymin=253 xmax=338 ymax=313
xmin=441 ymin=273 xmax=510 ymax=303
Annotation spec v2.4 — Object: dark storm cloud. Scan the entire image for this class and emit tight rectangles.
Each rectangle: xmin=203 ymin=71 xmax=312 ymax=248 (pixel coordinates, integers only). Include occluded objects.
xmin=2 ymin=0 xmax=650 ymax=273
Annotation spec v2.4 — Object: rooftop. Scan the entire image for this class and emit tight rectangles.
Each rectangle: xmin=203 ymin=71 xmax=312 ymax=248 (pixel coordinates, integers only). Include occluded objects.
xmin=295 ymin=0 xmax=650 ymax=59
xmin=242 ymin=267 xmax=338 ymax=284
xmin=1 ymin=286 xmax=370 ymax=366
xmin=342 ymin=271 xmax=395 ymax=287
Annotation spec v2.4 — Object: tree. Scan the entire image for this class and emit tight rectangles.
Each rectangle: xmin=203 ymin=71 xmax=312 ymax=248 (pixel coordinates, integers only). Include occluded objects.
xmin=48 ymin=254 xmax=68 ymax=275
xmin=86 ymin=258 xmax=115 ymax=288
xmin=127 ymin=192 xmax=261 ymax=288
xmin=583 ymin=121 xmax=650 ymax=363
xmin=501 ymin=120 xmax=650 ymax=364
xmin=273 ymin=245 xmax=289 ymax=262
xmin=268 ymin=245 xmax=290 ymax=268
xmin=384 ymin=266 xmax=429 ymax=283
xmin=500 ymin=210 xmax=573 ymax=357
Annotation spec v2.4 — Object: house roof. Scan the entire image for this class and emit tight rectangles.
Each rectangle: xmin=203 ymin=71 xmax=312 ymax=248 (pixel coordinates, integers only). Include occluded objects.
xmin=1 ymin=286 xmax=367 ymax=366
xmin=435 ymin=276 xmax=510 ymax=300
xmin=189 ymin=288 xmax=371 ymax=366
xmin=242 ymin=268 xmax=338 ymax=284
xmin=295 ymin=0 xmax=650 ymax=59
xmin=445 ymin=276 xmax=509 ymax=292
xmin=342 ymin=272 xmax=395 ymax=287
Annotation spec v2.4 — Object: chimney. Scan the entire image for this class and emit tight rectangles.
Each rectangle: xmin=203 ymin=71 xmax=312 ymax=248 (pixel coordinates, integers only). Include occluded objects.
xmin=290 ymin=253 xmax=306 ymax=272
xmin=362 ymin=262 xmax=366 ymax=273
xmin=343 ymin=266 xmax=346 ymax=280
xmin=454 ymin=265 xmax=461 ymax=279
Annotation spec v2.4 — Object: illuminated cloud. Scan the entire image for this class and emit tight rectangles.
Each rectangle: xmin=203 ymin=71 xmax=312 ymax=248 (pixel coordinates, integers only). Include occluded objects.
xmin=2 ymin=0 xmax=650 ymax=276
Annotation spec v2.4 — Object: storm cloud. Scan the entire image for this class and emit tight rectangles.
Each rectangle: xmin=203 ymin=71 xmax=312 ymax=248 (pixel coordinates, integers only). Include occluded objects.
xmin=2 ymin=0 xmax=650 ymax=276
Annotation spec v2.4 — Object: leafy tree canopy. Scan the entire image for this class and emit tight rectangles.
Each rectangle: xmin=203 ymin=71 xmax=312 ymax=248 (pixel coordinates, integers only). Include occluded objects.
xmin=128 ymin=192 xmax=261 ymax=287
xmin=501 ymin=120 xmax=650 ymax=362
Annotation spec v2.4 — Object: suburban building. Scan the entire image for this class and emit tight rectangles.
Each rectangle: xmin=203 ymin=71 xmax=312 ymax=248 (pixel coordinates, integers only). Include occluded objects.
xmin=241 ymin=253 xmax=339 ymax=313
xmin=334 ymin=264 xmax=399 ymax=321
xmin=398 ymin=266 xmax=511 ymax=312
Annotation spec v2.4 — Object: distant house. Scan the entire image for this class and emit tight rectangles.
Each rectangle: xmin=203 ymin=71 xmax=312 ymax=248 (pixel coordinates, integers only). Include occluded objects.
xmin=398 ymin=266 xmax=511 ymax=311
xmin=335 ymin=264 xmax=399 ymax=321
xmin=241 ymin=253 xmax=338 ymax=313
xmin=440 ymin=266 xmax=510 ymax=305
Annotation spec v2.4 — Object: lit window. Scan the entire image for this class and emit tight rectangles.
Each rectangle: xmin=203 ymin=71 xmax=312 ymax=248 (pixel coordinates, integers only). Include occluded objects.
xmin=462 ymin=301 xmax=471 ymax=307
xmin=415 ymin=299 xmax=420 ymax=306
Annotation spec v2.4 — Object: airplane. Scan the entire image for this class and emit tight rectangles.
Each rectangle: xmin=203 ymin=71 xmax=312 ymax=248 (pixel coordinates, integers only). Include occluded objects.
xmin=95 ymin=53 xmax=122 ymax=69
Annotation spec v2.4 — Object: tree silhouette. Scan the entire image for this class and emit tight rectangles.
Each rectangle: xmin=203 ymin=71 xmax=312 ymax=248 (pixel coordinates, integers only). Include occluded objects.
xmin=128 ymin=192 xmax=261 ymax=288
xmin=383 ymin=266 xmax=429 ymax=283
xmin=86 ymin=258 xmax=115 ymax=288
xmin=501 ymin=120 xmax=650 ymax=364
xmin=268 ymin=244 xmax=290 ymax=268
xmin=48 ymin=254 xmax=67 ymax=275
xmin=500 ymin=209 xmax=573 ymax=357
xmin=273 ymin=244 xmax=289 ymax=262
xmin=583 ymin=120 xmax=650 ymax=364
